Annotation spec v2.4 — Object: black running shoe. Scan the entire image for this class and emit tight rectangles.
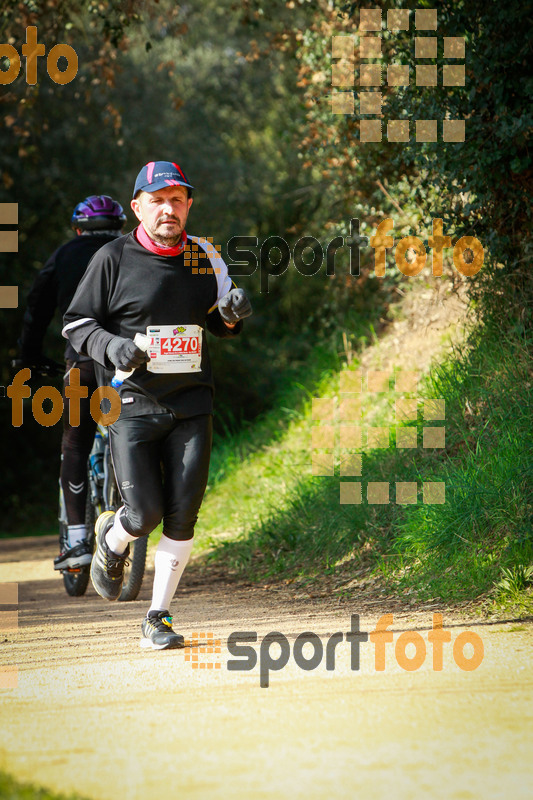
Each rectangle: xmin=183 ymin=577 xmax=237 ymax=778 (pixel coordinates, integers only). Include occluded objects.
xmin=140 ymin=611 xmax=185 ymax=650
xmin=53 ymin=540 xmax=92 ymax=571
xmin=90 ymin=511 xmax=130 ymax=601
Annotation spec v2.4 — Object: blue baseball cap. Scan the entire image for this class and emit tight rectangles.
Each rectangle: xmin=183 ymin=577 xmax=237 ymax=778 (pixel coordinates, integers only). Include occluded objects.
xmin=133 ymin=160 xmax=194 ymax=199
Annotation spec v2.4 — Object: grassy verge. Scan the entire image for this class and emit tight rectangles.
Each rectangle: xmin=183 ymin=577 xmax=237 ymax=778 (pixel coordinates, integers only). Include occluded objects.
xmin=390 ymin=322 xmax=533 ymax=608
xmin=194 ymin=307 xmax=532 ymax=612
xmin=0 ymin=771 xmax=89 ymax=800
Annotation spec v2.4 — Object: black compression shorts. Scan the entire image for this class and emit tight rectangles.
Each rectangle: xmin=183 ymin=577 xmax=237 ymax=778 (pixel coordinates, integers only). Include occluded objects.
xmin=108 ymin=412 xmax=212 ymax=541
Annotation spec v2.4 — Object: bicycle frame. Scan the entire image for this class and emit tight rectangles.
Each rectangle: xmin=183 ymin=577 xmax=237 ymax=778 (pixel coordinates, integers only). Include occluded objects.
xmin=88 ymin=423 xmax=116 ymax=514
xmin=58 ymin=422 xmax=147 ymax=600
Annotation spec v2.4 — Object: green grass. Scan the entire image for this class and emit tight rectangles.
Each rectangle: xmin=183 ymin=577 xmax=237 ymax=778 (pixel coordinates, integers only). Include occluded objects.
xmin=491 ymin=565 xmax=533 ymax=615
xmin=0 ymin=771 xmax=89 ymax=800
xmin=391 ymin=324 xmax=533 ymax=606
xmin=194 ymin=309 xmax=533 ymax=609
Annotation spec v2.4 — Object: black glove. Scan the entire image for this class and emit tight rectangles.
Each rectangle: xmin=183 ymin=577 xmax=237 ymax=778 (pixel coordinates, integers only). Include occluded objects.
xmin=218 ymin=288 xmax=252 ymax=324
xmin=106 ymin=336 xmax=149 ymax=371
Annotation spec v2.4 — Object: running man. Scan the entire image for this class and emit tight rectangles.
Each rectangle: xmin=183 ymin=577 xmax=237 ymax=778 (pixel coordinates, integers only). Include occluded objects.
xmin=17 ymin=196 xmax=126 ymax=570
xmin=63 ymin=161 xmax=252 ymax=649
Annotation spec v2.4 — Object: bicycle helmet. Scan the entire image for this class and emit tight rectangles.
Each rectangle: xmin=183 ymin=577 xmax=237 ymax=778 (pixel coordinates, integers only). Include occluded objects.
xmin=71 ymin=195 xmax=127 ymax=231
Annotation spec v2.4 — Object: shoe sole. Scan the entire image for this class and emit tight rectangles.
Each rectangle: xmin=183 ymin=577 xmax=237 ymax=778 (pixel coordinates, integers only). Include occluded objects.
xmin=90 ymin=511 xmax=121 ymax=601
xmin=140 ymin=637 xmax=185 ymax=651
xmin=54 ymin=554 xmax=92 ymax=571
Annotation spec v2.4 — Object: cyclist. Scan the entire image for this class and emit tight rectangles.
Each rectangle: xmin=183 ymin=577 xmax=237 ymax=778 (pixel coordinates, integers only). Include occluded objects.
xmin=17 ymin=196 xmax=126 ymax=570
xmin=63 ymin=160 xmax=252 ymax=650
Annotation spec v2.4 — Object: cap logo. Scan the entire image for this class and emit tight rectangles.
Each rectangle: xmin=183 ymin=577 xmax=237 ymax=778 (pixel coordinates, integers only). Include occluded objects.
xmin=154 ymin=171 xmax=180 ymax=179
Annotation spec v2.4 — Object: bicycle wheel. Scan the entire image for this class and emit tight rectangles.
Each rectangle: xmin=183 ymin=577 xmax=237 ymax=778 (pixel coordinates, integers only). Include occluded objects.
xmin=119 ymin=535 xmax=148 ymax=602
xmin=60 ymin=494 xmax=93 ymax=597
xmin=103 ymin=455 xmax=147 ymax=602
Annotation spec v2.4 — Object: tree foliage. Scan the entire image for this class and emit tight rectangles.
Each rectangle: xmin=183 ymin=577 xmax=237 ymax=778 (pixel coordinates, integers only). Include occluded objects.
xmin=256 ymin=0 xmax=533 ymax=319
xmin=0 ymin=0 xmax=530 ymax=531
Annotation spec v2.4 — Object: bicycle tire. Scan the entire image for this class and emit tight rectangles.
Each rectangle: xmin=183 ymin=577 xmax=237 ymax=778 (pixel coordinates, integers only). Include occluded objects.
xmin=59 ymin=436 xmax=147 ymax=601
xmin=119 ymin=535 xmax=148 ymax=602
xmin=60 ymin=495 xmax=93 ymax=597
xmin=102 ymin=451 xmax=147 ymax=602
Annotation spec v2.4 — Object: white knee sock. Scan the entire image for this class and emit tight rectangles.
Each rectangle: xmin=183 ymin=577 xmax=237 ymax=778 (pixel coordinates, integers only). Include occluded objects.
xmin=105 ymin=507 xmax=137 ymax=555
xmin=149 ymin=535 xmax=194 ymax=614
xmin=68 ymin=524 xmax=86 ymax=547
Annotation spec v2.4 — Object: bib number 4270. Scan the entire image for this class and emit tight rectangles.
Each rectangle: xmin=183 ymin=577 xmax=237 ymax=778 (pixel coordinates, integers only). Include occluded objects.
xmin=160 ymin=337 xmax=199 ymax=355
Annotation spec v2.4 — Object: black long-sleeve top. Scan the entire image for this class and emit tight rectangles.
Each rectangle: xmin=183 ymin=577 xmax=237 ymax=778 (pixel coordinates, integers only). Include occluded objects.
xmin=62 ymin=230 xmax=242 ymax=419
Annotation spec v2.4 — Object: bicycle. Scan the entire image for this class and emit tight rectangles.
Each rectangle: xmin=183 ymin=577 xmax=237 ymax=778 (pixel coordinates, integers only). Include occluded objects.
xmin=58 ymin=422 xmax=148 ymax=600
xmin=11 ymin=357 xmax=148 ymax=600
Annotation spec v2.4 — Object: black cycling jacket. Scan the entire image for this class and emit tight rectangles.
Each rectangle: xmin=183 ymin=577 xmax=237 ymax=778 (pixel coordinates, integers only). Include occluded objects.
xmin=19 ymin=233 xmax=119 ymax=362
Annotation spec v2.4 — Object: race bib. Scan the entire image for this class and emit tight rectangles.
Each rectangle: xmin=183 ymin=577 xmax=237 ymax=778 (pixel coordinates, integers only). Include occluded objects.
xmin=146 ymin=324 xmax=202 ymax=373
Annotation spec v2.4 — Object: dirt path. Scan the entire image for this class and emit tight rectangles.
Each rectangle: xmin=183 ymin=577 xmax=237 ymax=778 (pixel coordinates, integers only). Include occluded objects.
xmin=0 ymin=536 xmax=532 ymax=800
